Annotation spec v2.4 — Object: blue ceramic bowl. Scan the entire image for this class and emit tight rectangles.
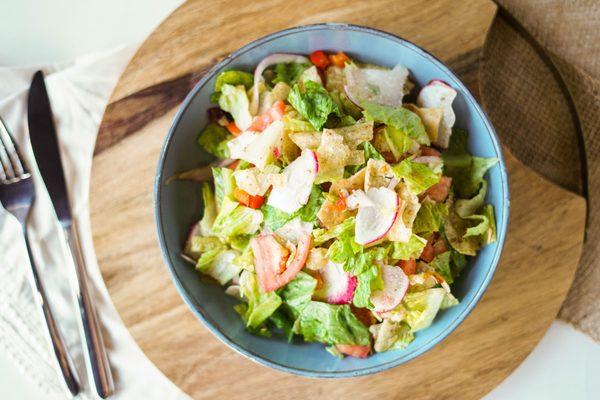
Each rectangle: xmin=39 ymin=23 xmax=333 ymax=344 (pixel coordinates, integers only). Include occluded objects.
xmin=155 ymin=23 xmax=509 ymax=378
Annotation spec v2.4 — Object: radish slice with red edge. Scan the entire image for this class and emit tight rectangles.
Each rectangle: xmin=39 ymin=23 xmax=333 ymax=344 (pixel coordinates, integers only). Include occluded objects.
xmin=348 ymin=187 xmax=398 ymax=245
xmin=314 ymin=261 xmax=357 ymax=305
xmin=370 ymin=265 xmax=409 ymax=312
xmin=250 ymin=53 xmax=310 ymax=115
xmin=416 ymin=80 xmax=457 ymax=148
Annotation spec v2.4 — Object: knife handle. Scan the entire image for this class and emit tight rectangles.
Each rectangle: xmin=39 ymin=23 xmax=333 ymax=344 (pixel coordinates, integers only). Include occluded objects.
xmin=22 ymin=228 xmax=80 ymax=397
xmin=64 ymin=222 xmax=114 ymax=398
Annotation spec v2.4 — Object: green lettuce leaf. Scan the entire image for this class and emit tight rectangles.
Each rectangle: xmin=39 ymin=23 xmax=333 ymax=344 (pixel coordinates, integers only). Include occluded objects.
xmin=391 ymin=234 xmax=427 ymax=261
xmin=313 ymin=217 xmax=356 ymax=245
xmin=197 ymin=249 xmax=241 ymax=285
xmin=210 ymin=70 xmax=254 ymax=103
xmin=199 ymin=182 xmax=217 ymax=237
xmin=212 ymin=167 xmax=236 ymax=207
xmin=232 ymin=245 xmax=254 ymax=271
xmin=288 ymin=81 xmax=342 ymax=131
xmin=402 ymin=288 xmax=447 ymax=332
xmin=212 ymin=197 xmax=263 ymax=241
xmin=346 ymin=141 xmax=384 ymax=175
xmin=371 ymin=319 xmax=415 ymax=352
xmin=362 ymin=101 xmax=430 ymax=145
xmin=238 ymin=270 xmax=282 ymax=329
xmin=429 ymin=251 xmax=453 ymax=284
xmin=187 ymin=236 xmax=225 ymax=259
xmin=218 ymin=83 xmax=253 ymax=130
xmin=413 ymin=201 xmax=449 ymax=236
xmin=293 ymin=302 xmax=370 ymax=345
xmin=392 ymin=158 xmax=440 ymax=195
xmin=442 ymin=129 xmax=498 ymax=198
xmin=261 ymin=185 xmax=323 ymax=231
xmin=279 ymin=272 xmax=317 ymax=319
xmin=198 ymin=123 xmax=231 ymax=159
xmin=353 ymin=264 xmax=384 ymax=309
xmin=272 ymin=62 xmax=311 ymax=85
xmin=269 ymin=309 xmax=294 ymax=342
xmin=383 ymin=125 xmax=418 ymax=159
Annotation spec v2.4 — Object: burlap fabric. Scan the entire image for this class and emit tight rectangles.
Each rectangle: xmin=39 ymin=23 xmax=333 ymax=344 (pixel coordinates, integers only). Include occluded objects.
xmin=481 ymin=1 xmax=600 ymax=340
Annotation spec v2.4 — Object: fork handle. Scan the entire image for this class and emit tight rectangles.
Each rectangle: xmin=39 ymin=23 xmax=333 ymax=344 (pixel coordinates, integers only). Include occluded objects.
xmin=63 ymin=222 xmax=114 ymax=399
xmin=22 ymin=228 xmax=80 ymax=397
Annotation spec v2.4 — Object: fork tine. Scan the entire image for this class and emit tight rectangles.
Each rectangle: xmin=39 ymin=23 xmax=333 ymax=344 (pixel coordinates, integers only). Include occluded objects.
xmin=0 ymin=117 xmax=27 ymax=181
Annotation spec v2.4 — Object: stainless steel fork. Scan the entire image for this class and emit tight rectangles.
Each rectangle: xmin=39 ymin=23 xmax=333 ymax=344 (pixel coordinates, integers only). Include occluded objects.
xmin=0 ymin=117 xmax=80 ymax=397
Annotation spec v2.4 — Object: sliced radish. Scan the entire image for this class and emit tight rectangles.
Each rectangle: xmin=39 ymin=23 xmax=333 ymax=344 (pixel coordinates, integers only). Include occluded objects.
xmin=336 ymin=344 xmax=370 ymax=358
xmin=267 ymin=149 xmax=318 ymax=213
xmin=417 ymin=80 xmax=457 ymax=148
xmin=251 ymin=233 xmax=311 ymax=292
xmin=344 ymin=64 xmax=409 ymax=107
xmin=370 ymin=265 xmax=409 ymax=312
xmin=348 ymin=187 xmax=398 ymax=245
xmin=250 ymin=53 xmax=310 ymax=115
xmin=313 ymin=261 xmax=357 ymax=305
xmin=227 ymin=120 xmax=284 ymax=170
xmin=274 ymin=216 xmax=313 ymax=245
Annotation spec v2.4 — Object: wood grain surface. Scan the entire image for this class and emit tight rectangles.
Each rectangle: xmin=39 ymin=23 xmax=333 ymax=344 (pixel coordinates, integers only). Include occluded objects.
xmin=89 ymin=1 xmax=587 ymax=399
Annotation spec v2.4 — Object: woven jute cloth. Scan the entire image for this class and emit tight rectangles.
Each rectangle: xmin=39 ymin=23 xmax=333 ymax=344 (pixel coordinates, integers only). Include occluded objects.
xmin=481 ymin=0 xmax=600 ymax=340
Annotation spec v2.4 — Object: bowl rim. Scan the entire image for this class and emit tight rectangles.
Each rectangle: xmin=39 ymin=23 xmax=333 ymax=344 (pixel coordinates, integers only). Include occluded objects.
xmin=154 ymin=22 xmax=510 ymax=378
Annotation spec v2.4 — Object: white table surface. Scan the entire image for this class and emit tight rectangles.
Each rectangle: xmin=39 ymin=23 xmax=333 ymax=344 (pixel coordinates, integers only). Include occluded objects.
xmin=0 ymin=1 xmax=598 ymax=399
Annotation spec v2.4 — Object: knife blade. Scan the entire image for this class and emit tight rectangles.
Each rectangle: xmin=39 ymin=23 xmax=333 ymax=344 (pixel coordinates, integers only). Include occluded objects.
xmin=27 ymin=71 xmax=71 ymax=225
xmin=28 ymin=70 xmax=115 ymax=398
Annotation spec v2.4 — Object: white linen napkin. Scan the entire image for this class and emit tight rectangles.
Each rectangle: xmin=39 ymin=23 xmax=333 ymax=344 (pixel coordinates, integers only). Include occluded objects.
xmin=0 ymin=45 xmax=189 ymax=400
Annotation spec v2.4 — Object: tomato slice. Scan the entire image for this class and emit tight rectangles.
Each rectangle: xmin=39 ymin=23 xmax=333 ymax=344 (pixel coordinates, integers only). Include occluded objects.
xmin=424 ymin=176 xmax=452 ymax=202
xmin=336 ymin=344 xmax=370 ymax=358
xmin=329 ymin=51 xmax=350 ymax=68
xmin=251 ymin=234 xmax=312 ymax=292
xmin=233 ymin=188 xmax=264 ymax=209
xmin=397 ymin=258 xmax=417 ymax=275
xmin=309 ymin=50 xmax=331 ymax=69
xmin=248 ymin=100 xmax=285 ymax=132
xmin=226 ymin=121 xmax=241 ymax=136
xmin=420 ymin=234 xmax=436 ymax=263
xmin=420 ymin=145 xmax=441 ymax=157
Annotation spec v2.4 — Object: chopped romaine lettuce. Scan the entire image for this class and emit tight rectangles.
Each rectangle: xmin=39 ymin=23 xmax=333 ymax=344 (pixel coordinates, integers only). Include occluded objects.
xmin=353 ymin=264 xmax=384 ymax=309
xmin=383 ymin=125 xmax=418 ymax=159
xmin=293 ymin=302 xmax=370 ymax=346
xmin=402 ymin=288 xmax=446 ymax=332
xmin=370 ymin=319 xmax=414 ymax=352
xmin=443 ymin=129 xmax=498 ymax=198
xmin=198 ymin=123 xmax=231 ymax=159
xmin=391 ymin=234 xmax=427 ymax=260
xmin=278 ymin=271 xmax=317 ymax=319
xmin=313 ymin=217 xmax=355 ymax=245
xmin=272 ymin=62 xmax=311 ymax=85
xmin=392 ymin=158 xmax=440 ymax=195
xmin=199 ymin=183 xmax=217 ymax=236
xmin=218 ymin=83 xmax=253 ymax=130
xmin=210 ymin=70 xmax=254 ymax=103
xmin=362 ymin=101 xmax=430 ymax=145
xmin=429 ymin=251 xmax=453 ymax=284
xmin=198 ymin=249 xmax=241 ymax=285
xmin=238 ymin=270 xmax=282 ymax=329
xmin=212 ymin=197 xmax=263 ymax=241
xmin=212 ymin=167 xmax=236 ymax=207
xmin=413 ymin=201 xmax=449 ymax=236
xmin=288 ymin=81 xmax=342 ymax=131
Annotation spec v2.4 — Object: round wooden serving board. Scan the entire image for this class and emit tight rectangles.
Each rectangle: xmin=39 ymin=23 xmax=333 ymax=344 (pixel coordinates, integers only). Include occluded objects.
xmin=90 ymin=1 xmax=586 ymax=398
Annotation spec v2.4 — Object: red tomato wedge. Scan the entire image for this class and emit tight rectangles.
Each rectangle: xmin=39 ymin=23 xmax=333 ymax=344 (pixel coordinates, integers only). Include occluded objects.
xmin=420 ymin=234 xmax=436 ymax=263
xmin=251 ymin=233 xmax=312 ymax=292
xmin=226 ymin=121 xmax=242 ymax=136
xmin=398 ymin=258 xmax=417 ymax=275
xmin=309 ymin=50 xmax=330 ymax=69
xmin=329 ymin=51 xmax=350 ymax=68
xmin=233 ymin=187 xmax=265 ymax=209
xmin=420 ymin=146 xmax=441 ymax=157
xmin=248 ymin=100 xmax=285 ymax=132
xmin=424 ymin=176 xmax=452 ymax=202
xmin=336 ymin=344 xmax=371 ymax=358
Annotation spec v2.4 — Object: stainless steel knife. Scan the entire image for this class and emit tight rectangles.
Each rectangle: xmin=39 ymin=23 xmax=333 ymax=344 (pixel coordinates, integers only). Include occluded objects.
xmin=28 ymin=70 xmax=114 ymax=398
